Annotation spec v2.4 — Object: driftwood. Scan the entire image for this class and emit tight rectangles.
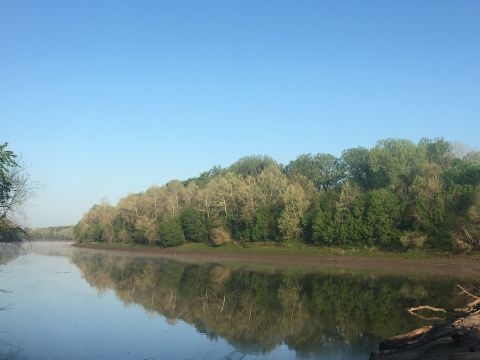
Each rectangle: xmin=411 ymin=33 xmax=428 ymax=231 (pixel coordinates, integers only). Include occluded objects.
xmin=407 ymin=306 xmax=447 ymax=321
xmin=379 ymin=326 xmax=433 ymax=351
xmin=455 ymin=286 xmax=480 ymax=313
xmin=371 ymin=285 xmax=480 ymax=360
xmin=370 ymin=321 xmax=479 ymax=359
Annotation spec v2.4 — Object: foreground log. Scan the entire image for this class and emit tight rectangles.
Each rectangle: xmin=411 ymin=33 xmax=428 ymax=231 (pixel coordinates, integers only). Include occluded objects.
xmin=379 ymin=326 xmax=433 ymax=351
xmin=370 ymin=311 xmax=480 ymax=360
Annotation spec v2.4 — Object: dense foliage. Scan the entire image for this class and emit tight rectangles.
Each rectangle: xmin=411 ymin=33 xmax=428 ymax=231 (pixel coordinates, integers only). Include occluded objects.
xmin=74 ymin=138 xmax=480 ymax=251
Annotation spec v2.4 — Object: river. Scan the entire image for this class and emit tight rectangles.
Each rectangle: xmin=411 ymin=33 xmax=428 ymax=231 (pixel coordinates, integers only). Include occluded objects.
xmin=0 ymin=242 xmax=477 ymax=360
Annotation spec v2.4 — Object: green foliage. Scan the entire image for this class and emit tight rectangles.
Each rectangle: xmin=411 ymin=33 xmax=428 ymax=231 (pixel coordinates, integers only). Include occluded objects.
xmin=365 ymin=189 xmax=402 ymax=248
xmin=0 ymin=143 xmax=17 ymax=205
xmin=418 ymin=137 xmax=453 ymax=168
xmin=185 ymin=165 xmax=224 ymax=188
xmin=73 ymin=138 xmax=480 ymax=251
xmin=251 ymin=206 xmax=281 ymax=242
xmin=159 ymin=214 xmax=185 ymax=247
xmin=336 ymin=182 xmax=368 ymax=247
xmin=444 ymin=160 xmax=480 ymax=187
xmin=228 ymin=155 xmax=277 ymax=177
xmin=180 ymin=207 xmax=208 ymax=243
xmin=285 ymin=153 xmax=344 ymax=191
xmin=311 ymin=192 xmax=338 ymax=246
xmin=369 ymin=139 xmax=426 ymax=192
xmin=341 ymin=147 xmax=373 ymax=190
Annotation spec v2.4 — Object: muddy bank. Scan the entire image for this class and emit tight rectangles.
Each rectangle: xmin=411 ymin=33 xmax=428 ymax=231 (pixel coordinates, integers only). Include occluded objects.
xmin=73 ymin=242 xmax=480 ymax=278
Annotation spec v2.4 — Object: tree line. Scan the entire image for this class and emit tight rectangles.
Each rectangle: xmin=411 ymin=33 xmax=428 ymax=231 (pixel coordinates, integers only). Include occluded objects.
xmin=27 ymin=226 xmax=73 ymax=241
xmin=74 ymin=138 xmax=480 ymax=251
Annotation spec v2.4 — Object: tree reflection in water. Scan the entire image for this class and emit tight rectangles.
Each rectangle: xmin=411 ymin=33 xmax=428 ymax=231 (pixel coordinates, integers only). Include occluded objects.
xmin=72 ymin=252 xmax=465 ymax=357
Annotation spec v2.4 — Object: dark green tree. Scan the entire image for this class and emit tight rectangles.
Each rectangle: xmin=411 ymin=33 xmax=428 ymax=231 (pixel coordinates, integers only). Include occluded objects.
xmin=285 ymin=153 xmax=344 ymax=191
xmin=341 ymin=147 xmax=373 ymax=190
xmin=159 ymin=214 xmax=185 ymax=247
xmin=180 ymin=207 xmax=208 ymax=243
xmin=365 ymin=189 xmax=403 ymax=248
xmin=229 ymin=155 xmax=277 ymax=177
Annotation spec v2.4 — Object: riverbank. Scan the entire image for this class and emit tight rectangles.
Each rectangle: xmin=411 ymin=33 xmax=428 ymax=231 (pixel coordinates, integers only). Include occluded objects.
xmin=73 ymin=242 xmax=480 ymax=278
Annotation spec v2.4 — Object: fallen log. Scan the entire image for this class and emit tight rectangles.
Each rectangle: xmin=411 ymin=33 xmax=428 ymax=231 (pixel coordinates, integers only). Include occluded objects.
xmin=371 ymin=285 xmax=480 ymax=359
xmin=379 ymin=326 xmax=433 ymax=351
xmin=370 ymin=312 xmax=480 ymax=359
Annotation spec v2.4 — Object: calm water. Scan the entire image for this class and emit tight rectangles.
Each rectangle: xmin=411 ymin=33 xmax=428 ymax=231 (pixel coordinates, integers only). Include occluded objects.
xmin=0 ymin=242 xmax=475 ymax=360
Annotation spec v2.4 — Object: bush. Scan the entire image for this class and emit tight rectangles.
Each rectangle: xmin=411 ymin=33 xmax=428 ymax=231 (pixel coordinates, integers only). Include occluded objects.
xmin=210 ymin=226 xmax=231 ymax=246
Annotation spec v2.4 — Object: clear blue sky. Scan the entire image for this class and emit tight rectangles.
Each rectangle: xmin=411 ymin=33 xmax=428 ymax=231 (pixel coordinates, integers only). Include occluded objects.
xmin=1 ymin=0 xmax=479 ymax=227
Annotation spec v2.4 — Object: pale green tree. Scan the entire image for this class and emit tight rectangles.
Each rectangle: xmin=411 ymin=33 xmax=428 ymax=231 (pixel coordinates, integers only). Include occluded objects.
xmin=278 ymin=183 xmax=309 ymax=242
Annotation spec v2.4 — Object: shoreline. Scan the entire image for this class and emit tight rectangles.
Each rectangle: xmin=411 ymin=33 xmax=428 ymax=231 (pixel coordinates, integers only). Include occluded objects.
xmin=72 ymin=242 xmax=480 ymax=278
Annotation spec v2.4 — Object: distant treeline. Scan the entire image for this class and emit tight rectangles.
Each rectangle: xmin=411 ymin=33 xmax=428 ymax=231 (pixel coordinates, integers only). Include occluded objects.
xmin=74 ymin=138 xmax=480 ymax=251
xmin=28 ymin=226 xmax=73 ymax=240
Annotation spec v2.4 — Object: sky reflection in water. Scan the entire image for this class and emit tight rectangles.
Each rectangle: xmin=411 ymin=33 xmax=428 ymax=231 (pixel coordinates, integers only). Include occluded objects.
xmin=0 ymin=243 xmax=471 ymax=360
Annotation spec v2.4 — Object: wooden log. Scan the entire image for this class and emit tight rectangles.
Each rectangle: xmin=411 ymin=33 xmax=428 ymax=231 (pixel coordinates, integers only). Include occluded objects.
xmin=371 ymin=307 xmax=480 ymax=359
xmin=374 ymin=325 xmax=459 ymax=358
xmin=379 ymin=326 xmax=433 ymax=351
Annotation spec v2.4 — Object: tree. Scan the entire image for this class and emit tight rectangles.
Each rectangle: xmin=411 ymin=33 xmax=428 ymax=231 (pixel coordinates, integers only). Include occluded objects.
xmin=335 ymin=181 xmax=368 ymax=247
xmin=74 ymin=203 xmax=118 ymax=243
xmin=365 ymin=189 xmax=402 ymax=248
xmin=418 ymin=137 xmax=453 ymax=168
xmin=311 ymin=191 xmax=339 ymax=246
xmin=180 ymin=207 xmax=208 ymax=243
xmin=410 ymin=167 xmax=448 ymax=239
xmin=285 ymin=153 xmax=344 ymax=191
xmin=369 ymin=139 xmax=426 ymax=194
xmin=251 ymin=206 xmax=281 ymax=242
xmin=341 ymin=147 xmax=373 ymax=190
xmin=209 ymin=225 xmax=231 ymax=246
xmin=278 ymin=183 xmax=309 ymax=242
xmin=0 ymin=143 xmax=33 ymax=252
xmin=136 ymin=215 xmax=159 ymax=245
xmin=463 ymin=151 xmax=480 ymax=164
xmin=72 ymin=137 xmax=480 ymax=252
xmin=229 ymin=155 xmax=277 ymax=177
xmin=451 ymin=186 xmax=480 ymax=250
xmin=159 ymin=214 xmax=185 ymax=247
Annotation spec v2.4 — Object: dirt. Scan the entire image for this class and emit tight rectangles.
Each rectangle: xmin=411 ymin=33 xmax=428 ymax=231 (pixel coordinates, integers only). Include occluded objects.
xmin=73 ymin=243 xmax=480 ymax=278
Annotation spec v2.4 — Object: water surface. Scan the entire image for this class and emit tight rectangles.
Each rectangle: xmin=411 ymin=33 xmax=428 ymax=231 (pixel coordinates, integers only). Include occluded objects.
xmin=0 ymin=242 xmax=476 ymax=360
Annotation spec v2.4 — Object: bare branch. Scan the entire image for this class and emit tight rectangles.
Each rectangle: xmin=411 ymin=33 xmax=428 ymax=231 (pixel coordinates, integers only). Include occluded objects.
xmin=406 ymin=305 xmax=447 ymax=320
xmin=457 ymin=284 xmax=480 ymax=300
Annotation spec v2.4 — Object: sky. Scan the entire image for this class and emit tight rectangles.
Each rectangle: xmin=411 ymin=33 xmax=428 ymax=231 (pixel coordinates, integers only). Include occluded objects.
xmin=1 ymin=0 xmax=479 ymax=227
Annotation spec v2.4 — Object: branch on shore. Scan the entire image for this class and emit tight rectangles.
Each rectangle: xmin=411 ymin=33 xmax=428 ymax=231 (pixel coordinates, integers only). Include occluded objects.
xmin=407 ymin=305 xmax=447 ymax=320
xmin=454 ymin=285 xmax=480 ymax=313
xmin=457 ymin=284 xmax=480 ymax=300
xmin=372 ymin=284 xmax=480 ymax=358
